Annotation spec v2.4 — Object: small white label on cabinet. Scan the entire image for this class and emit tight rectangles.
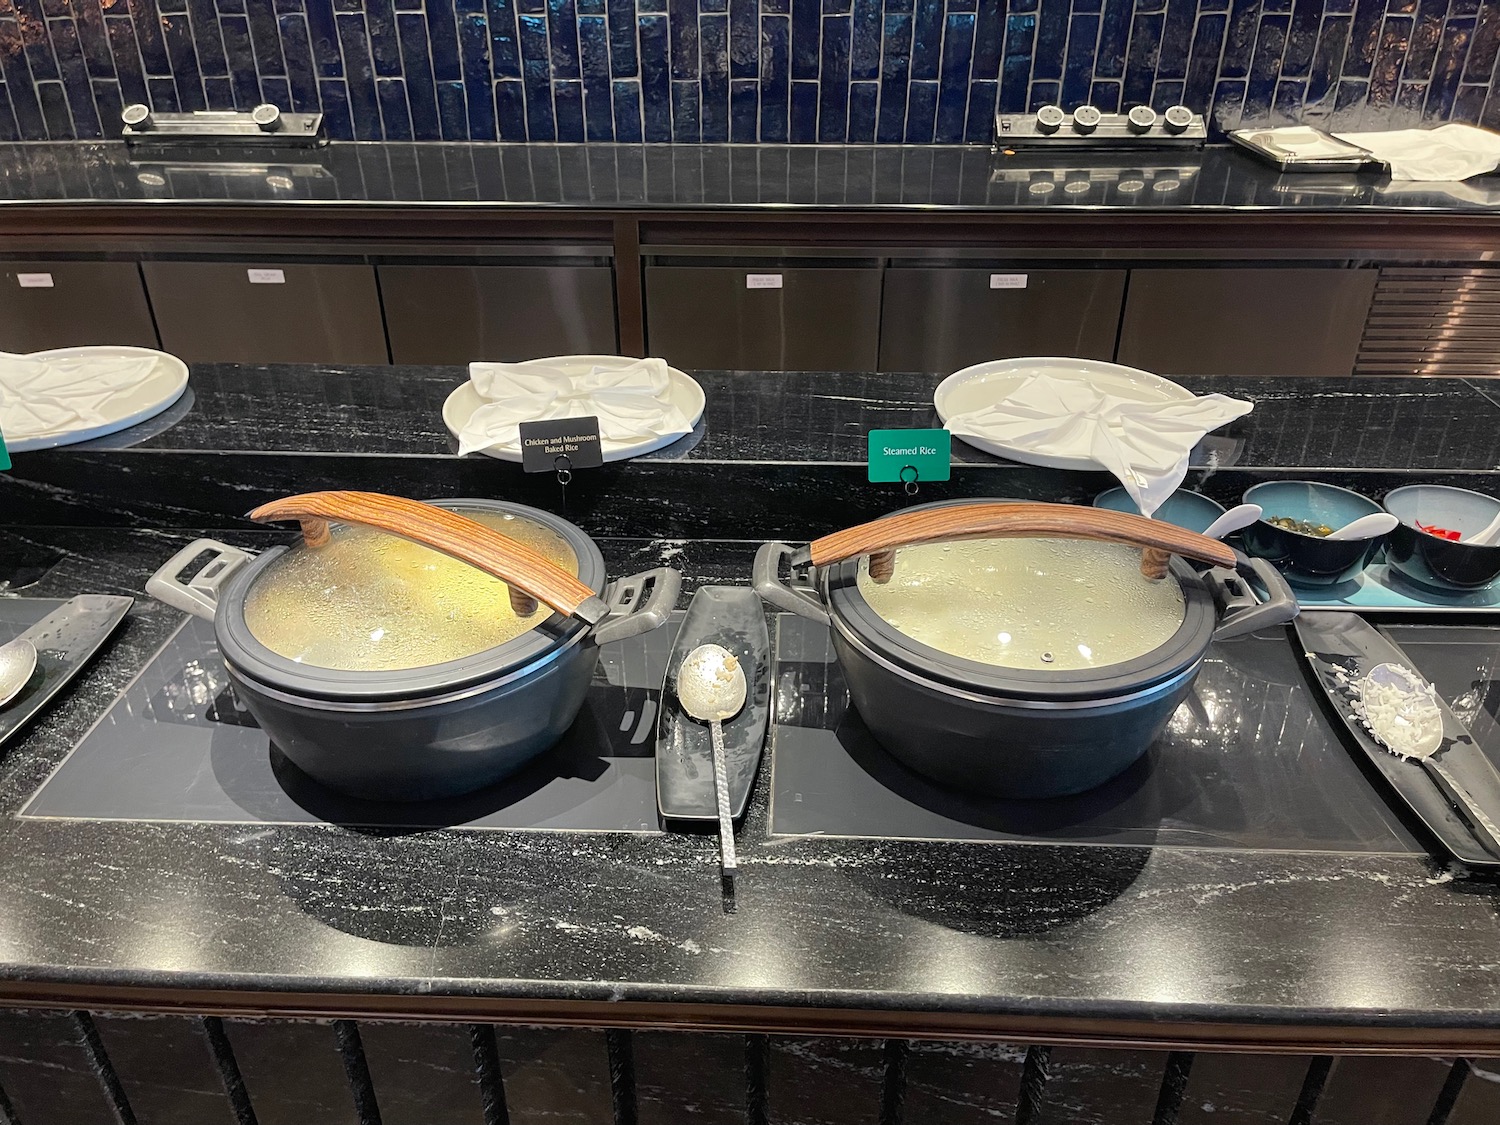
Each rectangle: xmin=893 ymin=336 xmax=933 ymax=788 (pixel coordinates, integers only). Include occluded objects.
xmin=17 ymin=273 xmax=54 ymax=288
xmin=247 ymin=268 xmax=286 ymax=284
xmin=990 ymin=273 xmax=1028 ymax=289
xmin=746 ymin=273 xmax=784 ymax=289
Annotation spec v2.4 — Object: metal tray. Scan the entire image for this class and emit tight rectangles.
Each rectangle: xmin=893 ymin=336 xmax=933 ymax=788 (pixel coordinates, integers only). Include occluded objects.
xmin=656 ymin=587 xmax=770 ymax=821
xmin=1295 ymin=611 xmax=1500 ymax=868
xmin=1229 ymin=126 xmax=1379 ymax=172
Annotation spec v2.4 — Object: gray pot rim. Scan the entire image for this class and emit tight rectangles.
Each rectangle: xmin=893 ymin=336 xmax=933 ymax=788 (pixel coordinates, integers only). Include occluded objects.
xmin=215 ymin=498 xmax=606 ymax=703
xmin=820 ymin=499 xmax=1217 ymax=703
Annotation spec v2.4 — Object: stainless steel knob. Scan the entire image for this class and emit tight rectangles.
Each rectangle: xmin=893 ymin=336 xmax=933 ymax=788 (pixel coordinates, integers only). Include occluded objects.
xmin=1127 ymin=105 xmax=1157 ymax=133
xmin=1163 ymin=105 xmax=1194 ymax=133
xmin=251 ymin=103 xmax=282 ymax=132
xmin=1035 ymin=105 xmax=1066 ymax=134
xmin=121 ymin=103 xmax=152 ymax=128
xmin=1072 ymin=105 xmax=1102 ymax=133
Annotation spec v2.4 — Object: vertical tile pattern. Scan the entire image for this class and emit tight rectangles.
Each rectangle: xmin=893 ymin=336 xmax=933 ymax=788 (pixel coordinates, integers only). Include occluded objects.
xmin=3 ymin=0 xmax=1500 ymax=139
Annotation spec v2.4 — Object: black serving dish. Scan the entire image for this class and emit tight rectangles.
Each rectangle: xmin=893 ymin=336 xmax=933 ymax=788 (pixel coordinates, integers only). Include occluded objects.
xmin=1384 ymin=485 xmax=1500 ymax=592
xmin=1242 ymin=480 xmax=1387 ymax=588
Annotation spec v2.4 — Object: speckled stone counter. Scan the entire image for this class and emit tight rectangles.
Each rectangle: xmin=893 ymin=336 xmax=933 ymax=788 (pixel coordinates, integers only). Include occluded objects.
xmin=4 ymin=367 xmax=1500 ymax=1053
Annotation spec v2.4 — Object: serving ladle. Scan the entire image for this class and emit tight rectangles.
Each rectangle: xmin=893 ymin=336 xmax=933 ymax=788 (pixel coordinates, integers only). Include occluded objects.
xmin=1200 ymin=503 xmax=1261 ymax=541
xmin=677 ymin=643 xmax=748 ymax=890
xmin=0 ymin=638 xmax=38 ymax=710
xmin=1325 ymin=513 xmax=1398 ymax=541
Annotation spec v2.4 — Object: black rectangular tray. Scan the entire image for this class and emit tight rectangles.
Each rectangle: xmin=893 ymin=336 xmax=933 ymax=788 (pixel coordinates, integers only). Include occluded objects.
xmin=1295 ymin=611 xmax=1500 ymax=868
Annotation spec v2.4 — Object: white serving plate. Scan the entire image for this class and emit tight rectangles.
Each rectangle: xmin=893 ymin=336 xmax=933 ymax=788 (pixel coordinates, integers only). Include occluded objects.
xmin=443 ymin=354 xmax=707 ymax=463
xmin=0 ymin=346 xmax=190 ymax=453
xmin=934 ymin=356 xmax=1194 ymax=471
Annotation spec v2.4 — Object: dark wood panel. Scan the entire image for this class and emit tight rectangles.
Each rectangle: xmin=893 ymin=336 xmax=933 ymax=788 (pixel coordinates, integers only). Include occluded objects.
xmin=495 ymin=1026 xmax=612 ymax=1125
xmin=768 ymin=1037 xmax=885 ymax=1125
xmin=0 ymin=1010 xmax=118 ymax=1125
xmin=360 ymin=1020 xmax=485 ymax=1125
xmin=1041 ymin=1047 xmax=1163 ymax=1125
xmin=1178 ymin=1053 xmax=1308 ymax=1124
xmin=225 ymin=1017 xmax=360 ymax=1125
xmin=902 ymin=1040 xmax=1023 ymax=1124
xmin=1312 ymin=1056 xmax=1453 ymax=1125
xmin=635 ymin=1031 xmax=743 ymax=1125
xmin=94 ymin=1014 xmax=235 ymax=1125
xmin=0 ymin=261 xmax=158 ymax=352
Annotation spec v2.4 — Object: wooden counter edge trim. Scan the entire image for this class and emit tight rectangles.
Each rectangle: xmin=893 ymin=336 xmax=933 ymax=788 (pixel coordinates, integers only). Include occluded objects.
xmin=0 ymin=984 xmax=1499 ymax=1055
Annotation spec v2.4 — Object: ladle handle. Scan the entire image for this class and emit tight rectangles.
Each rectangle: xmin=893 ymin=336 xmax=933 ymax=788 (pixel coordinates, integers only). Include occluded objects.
xmin=806 ymin=502 xmax=1237 ymax=580
xmin=249 ymin=491 xmax=610 ymax=625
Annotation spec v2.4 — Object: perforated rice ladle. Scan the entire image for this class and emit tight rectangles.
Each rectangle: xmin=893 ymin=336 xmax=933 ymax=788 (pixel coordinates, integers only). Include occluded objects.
xmin=677 ymin=643 xmax=747 ymax=888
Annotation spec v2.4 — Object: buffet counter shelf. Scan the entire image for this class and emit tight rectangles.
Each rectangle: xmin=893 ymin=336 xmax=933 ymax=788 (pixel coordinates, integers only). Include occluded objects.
xmin=2 ymin=368 xmax=1500 ymax=1050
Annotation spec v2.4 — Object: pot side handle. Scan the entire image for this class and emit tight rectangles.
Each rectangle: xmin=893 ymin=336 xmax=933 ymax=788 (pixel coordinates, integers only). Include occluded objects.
xmin=1211 ymin=552 xmax=1300 ymax=642
xmin=145 ymin=538 xmax=257 ymax=621
xmin=753 ymin=542 xmax=831 ymax=625
xmin=592 ymin=567 xmax=683 ymax=645
xmin=249 ymin=491 xmax=612 ymax=626
xmin=805 ymin=502 xmax=1237 ymax=581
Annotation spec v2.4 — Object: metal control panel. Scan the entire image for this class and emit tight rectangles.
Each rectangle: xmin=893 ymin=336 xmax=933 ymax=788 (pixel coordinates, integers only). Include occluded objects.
xmin=994 ymin=104 xmax=1207 ymax=148
xmin=121 ymin=104 xmax=326 ymax=147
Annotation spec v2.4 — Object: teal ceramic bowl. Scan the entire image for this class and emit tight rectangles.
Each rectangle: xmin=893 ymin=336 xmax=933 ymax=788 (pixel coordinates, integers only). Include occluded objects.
xmin=1241 ymin=481 xmax=1386 ymax=588
xmin=1092 ymin=487 xmax=1226 ymax=535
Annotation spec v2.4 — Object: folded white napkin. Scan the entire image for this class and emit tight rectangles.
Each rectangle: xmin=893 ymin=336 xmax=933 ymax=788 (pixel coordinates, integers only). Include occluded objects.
xmin=1336 ymin=123 xmax=1500 ymax=181
xmin=457 ymin=358 xmax=693 ymax=456
xmin=0 ymin=353 xmax=158 ymax=441
xmin=944 ymin=374 xmax=1253 ymax=518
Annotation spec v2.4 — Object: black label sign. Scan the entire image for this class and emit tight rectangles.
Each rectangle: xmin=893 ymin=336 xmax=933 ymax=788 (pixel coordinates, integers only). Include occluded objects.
xmin=519 ymin=417 xmax=604 ymax=474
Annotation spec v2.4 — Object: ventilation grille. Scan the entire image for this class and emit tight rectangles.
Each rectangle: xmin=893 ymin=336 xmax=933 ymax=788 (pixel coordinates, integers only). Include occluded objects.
xmin=1357 ymin=268 xmax=1500 ymax=377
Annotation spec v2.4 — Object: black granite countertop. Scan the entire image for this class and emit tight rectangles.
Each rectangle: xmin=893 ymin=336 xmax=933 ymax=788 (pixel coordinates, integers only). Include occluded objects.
xmin=3 ymin=142 xmax=1499 ymax=214
xmin=6 ymin=367 xmax=1500 ymax=1047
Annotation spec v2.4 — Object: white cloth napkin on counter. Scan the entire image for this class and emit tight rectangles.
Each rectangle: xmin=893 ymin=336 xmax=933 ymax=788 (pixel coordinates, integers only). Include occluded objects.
xmin=457 ymin=358 xmax=693 ymax=456
xmin=944 ymin=374 xmax=1253 ymax=518
xmin=0 ymin=353 xmax=157 ymax=441
xmin=1335 ymin=123 xmax=1500 ymax=181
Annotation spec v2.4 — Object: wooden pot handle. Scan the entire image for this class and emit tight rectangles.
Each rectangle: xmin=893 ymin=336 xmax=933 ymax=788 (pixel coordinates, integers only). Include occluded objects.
xmin=249 ymin=491 xmax=602 ymax=622
xmin=808 ymin=502 xmax=1237 ymax=581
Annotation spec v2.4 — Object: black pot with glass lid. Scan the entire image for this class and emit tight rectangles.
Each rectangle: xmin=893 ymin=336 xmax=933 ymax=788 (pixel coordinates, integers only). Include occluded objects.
xmin=755 ymin=500 xmax=1298 ymax=799
xmin=147 ymin=492 xmax=680 ymax=802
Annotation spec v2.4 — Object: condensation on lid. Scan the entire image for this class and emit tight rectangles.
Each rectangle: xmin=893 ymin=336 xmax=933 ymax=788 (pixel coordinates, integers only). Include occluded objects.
xmin=242 ymin=509 xmax=579 ymax=672
xmin=856 ymin=538 xmax=1186 ymax=672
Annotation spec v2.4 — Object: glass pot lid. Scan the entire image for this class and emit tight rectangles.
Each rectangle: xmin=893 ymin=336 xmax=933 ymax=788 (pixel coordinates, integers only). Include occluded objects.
xmin=241 ymin=508 xmax=580 ymax=672
xmin=853 ymin=537 xmax=1188 ymax=673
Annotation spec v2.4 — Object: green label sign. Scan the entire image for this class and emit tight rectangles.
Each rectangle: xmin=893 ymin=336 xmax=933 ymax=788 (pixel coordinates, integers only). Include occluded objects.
xmin=867 ymin=428 xmax=950 ymax=484
xmin=0 ymin=425 xmax=9 ymax=471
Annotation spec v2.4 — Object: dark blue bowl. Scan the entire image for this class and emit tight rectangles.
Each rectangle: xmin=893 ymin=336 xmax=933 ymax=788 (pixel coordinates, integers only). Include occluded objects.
xmin=1092 ymin=487 xmax=1227 ymax=534
xmin=1384 ymin=485 xmax=1500 ymax=592
xmin=1241 ymin=481 xmax=1386 ymax=588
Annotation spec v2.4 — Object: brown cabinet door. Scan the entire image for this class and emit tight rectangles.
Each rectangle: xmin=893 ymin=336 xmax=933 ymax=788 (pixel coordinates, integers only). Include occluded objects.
xmin=878 ymin=267 xmax=1126 ymax=373
xmin=142 ymin=261 xmax=388 ymax=364
xmin=379 ymin=265 xmax=617 ymax=363
xmin=1117 ymin=267 xmax=1377 ymax=376
xmin=645 ymin=265 xmax=882 ymax=371
xmin=0 ymin=262 xmax=158 ymax=352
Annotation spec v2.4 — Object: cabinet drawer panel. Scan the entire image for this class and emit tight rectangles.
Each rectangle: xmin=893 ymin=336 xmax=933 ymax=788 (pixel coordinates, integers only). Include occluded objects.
xmin=879 ymin=268 xmax=1126 ymax=373
xmin=143 ymin=261 xmax=387 ymax=364
xmin=0 ymin=261 xmax=158 ymax=352
xmin=645 ymin=265 xmax=881 ymax=371
xmin=1118 ymin=268 xmax=1376 ymax=377
xmin=380 ymin=265 xmax=617 ymax=364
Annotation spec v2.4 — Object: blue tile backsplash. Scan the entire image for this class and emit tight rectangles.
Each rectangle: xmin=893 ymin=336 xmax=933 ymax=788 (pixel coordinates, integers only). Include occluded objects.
xmin=2 ymin=0 xmax=1499 ymax=143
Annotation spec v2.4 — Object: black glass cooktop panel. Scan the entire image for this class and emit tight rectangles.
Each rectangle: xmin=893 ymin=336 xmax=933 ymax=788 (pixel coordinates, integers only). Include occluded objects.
xmin=769 ymin=615 xmax=1427 ymax=854
xmin=22 ymin=614 xmax=672 ymax=833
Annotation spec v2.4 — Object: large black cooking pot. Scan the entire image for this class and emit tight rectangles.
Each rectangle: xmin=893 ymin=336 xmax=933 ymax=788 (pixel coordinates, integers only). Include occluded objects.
xmin=754 ymin=500 xmax=1298 ymax=799
xmin=146 ymin=492 xmax=679 ymax=802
